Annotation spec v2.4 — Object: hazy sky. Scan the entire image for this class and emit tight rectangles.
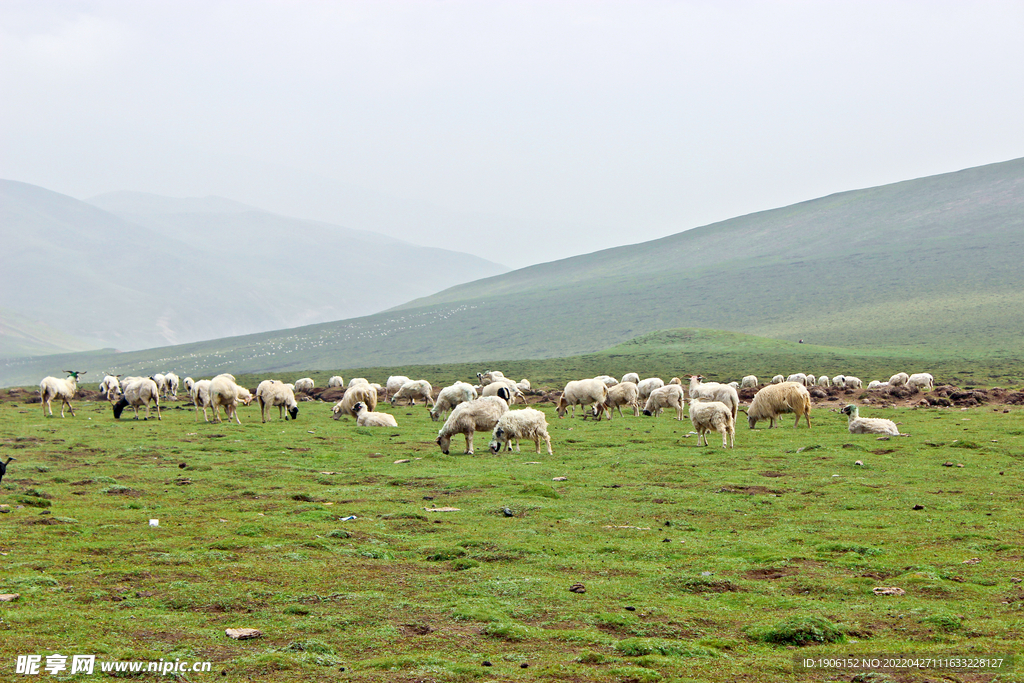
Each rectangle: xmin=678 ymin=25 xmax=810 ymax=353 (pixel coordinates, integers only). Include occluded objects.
xmin=3 ymin=1 xmax=1023 ymax=268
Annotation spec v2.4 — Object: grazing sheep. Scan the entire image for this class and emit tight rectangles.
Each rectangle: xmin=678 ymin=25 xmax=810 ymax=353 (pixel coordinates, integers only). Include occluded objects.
xmin=436 ymin=396 xmax=509 ymax=454
xmin=596 ymin=381 xmax=640 ymax=420
xmin=771 ymin=375 xmax=785 ymax=384
xmin=888 ymin=372 xmax=910 ymax=387
xmin=642 ymin=383 xmax=685 ymax=420
xmin=353 ymin=401 xmax=398 ymax=427
xmin=556 ymin=378 xmax=608 ymax=418
xmin=816 ymin=375 xmax=831 ymax=388
xmin=746 ymin=382 xmax=811 ymax=429
xmin=190 ymin=379 xmax=213 ymax=422
xmin=832 ymin=374 xmax=846 ymax=388
xmin=688 ymin=397 xmax=735 ymax=448
xmin=844 ymin=376 xmax=863 ymax=389
xmin=294 ymin=377 xmax=315 ymax=393
xmin=430 ymin=382 xmax=478 ymax=422
xmin=637 ymin=377 xmax=665 ymax=402
xmin=867 ymin=380 xmax=890 ymax=391
xmin=481 ymin=379 xmax=524 ymax=405
xmin=151 ymin=373 xmax=167 ymax=397
xmin=99 ymin=374 xmax=122 ymax=401
xmin=183 ymin=377 xmax=195 ymax=394
xmin=741 ymin=375 xmax=758 ymax=389
xmin=806 ymin=374 xmax=816 ymax=385
xmin=841 ymin=404 xmax=900 ymax=435
xmin=907 ymin=373 xmax=934 ymax=392
xmin=0 ymin=456 xmax=14 ymax=485
xmin=385 ymin=375 xmax=411 ymax=401
xmin=112 ymin=377 xmax=161 ymax=420
xmin=488 ymin=408 xmax=552 ymax=455
xmin=687 ymin=375 xmax=739 ymax=419
xmin=727 ymin=381 xmax=740 ymax=390
xmin=256 ymin=380 xmax=299 ymax=422
xmin=476 ymin=370 xmax=506 ymax=386
xmin=594 ymin=375 xmax=619 ymax=387
xmin=164 ymin=372 xmax=180 ymax=398
xmin=786 ymin=373 xmax=808 ymax=386
xmin=331 ymin=383 xmax=379 ymax=419
xmin=621 ymin=372 xmax=640 ymax=385
xmin=668 ymin=377 xmax=682 ymax=385
xmin=348 ymin=377 xmax=369 ymax=387
xmin=516 ymin=378 xmax=531 ymax=393
xmin=39 ymin=371 xmax=85 ymax=417
xmin=210 ymin=374 xmax=254 ymax=424
xmin=390 ymin=379 xmax=434 ymax=407
xmin=328 ymin=375 xmax=345 ymax=388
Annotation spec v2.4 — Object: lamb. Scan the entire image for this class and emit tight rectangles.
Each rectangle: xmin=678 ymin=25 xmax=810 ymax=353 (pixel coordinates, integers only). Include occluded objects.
xmin=164 ymin=372 xmax=180 ymax=398
xmin=687 ymin=375 xmax=739 ymax=419
xmin=596 ymin=381 xmax=640 ymax=420
xmin=210 ymin=373 xmax=254 ymax=424
xmin=888 ymin=372 xmax=910 ymax=387
xmin=771 ymin=375 xmax=785 ymax=384
xmin=841 ymin=404 xmax=900 ymax=435
xmin=39 ymin=371 xmax=85 ymax=417
xmin=328 ymin=375 xmax=345 ymax=388
xmin=642 ymin=383 xmax=685 ymax=420
xmin=476 ymin=370 xmax=506 ymax=386
xmin=741 ymin=375 xmax=758 ymax=389
xmin=688 ymin=397 xmax=735 ymax=448
xmin=331 ymin=383 xmax=378 ymax=419
xmin=390 ymin=379 xmax=434 ymax=407
xmin=844 ymin=376 xmax=863 ymax=389
xmin=621 ymin=372 xmax=640 ymax=385
xmin=436 ymin=396 xmax=509 ymax=454
xmin=488 ymin=408 xmax=552 ymax=455
xmin=255 ymin=379 xmax=299 ymax=423
xmin=906 ymin=372 xmax=934 ymax=392
xmin=430 ymin=382 xmax=478 ymax=422
xmin=112 ymin=377 xmax=161 ymax=420
xmin=99 ymin=374 xmax=122 ymax=401
xmin=385 ymin=375 xmax=411 ymax=401
xmin=745 ymin=381 xmax=811 ymax=429
xmin=293 ymin=377 xmax=315 ymax=393
xmin=190 ymin=379 xmax=213 ymax=422
xmin=594 ymin=375 xmax=619 ymax=387
xmin=636 ymin=377 xmax=665 ymax=402
xmin=556 ymin=378 xmax=608 ymax=418
xmin=353 ymin=401 xmax=398 ymax=427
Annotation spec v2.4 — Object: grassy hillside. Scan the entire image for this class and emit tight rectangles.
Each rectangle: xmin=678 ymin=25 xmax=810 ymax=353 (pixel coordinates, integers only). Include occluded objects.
xmin=0 ymin=308 xmax=100 ymax=358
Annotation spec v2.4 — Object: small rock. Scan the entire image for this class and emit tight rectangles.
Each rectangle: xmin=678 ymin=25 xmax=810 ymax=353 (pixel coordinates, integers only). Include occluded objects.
xmin=552 ymin=476 xmax=568 ymax=482
xmin=1010 ymin=578 xmax=1021 ymax=584
xmin=872 ymin=586 xmax=905 ymax=596
xmin=0 ymin=593 xmax=20 ymax=602
xmin=482 ymin=661 xmax=492 ymax=667
xmin=225 ymin=628 xmax=262 ymax=640
xmin=962 ymin=557 xmax=981 ymax=565
xmin=942 ymin=462 xmax=954 ymax=467
xmin=855 ymin=460 xmax=864 ymax=466
xmin=569 ymin=582 xmax=586 ymax=593
xmin=424 ymin=507 xmax=460 ymax=512
xmin=393 ymin=459 xmax=411 ymax=464
xmin=876 ymin=436 xmax=890 ymax=441
xmin=912 ymin=504 xmax=925 ymax=510
xmin=520 ymin=663 xmax=529 ymax=668
xmin=624 ymin=606 xmax=636 ymax=611
xmin=501 ymin=507 xmax=514 ymax=517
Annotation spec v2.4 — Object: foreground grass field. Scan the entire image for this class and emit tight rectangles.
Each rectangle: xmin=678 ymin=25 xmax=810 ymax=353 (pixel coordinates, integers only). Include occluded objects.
xmin=2 ymin=390 xmax=1023 ymax=682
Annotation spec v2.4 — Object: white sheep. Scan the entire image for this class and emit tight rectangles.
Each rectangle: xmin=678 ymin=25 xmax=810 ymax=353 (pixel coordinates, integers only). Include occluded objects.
xmin=390 ymin=379 xmax=434 ymax=407
xmin=741 ymin=375 xmax=758 ymax=389
xmin=331 ymin=383 xmax=378 ymax=419
xmin=488 ymin=408 xmax=552 ymax=455
xmin=151 ymin=373 xmax=167 ymax=397
xmin=832 ymin=374 xmax=846 ymax=388
xmin=642 ymin=383 xmax=685 ymax=420
xmin=688 ymin=397 xmax=735 ymax=448
xmin=183 ymin=377 xmax=195 ymax=394
xmin=210 ymin=374 xmax=254 ymax=424
xmin=786 ymin=373 xmax=808 ymax=386
xmin=476 ymin=370 xmax=506 ymax=386
xmin=113 ymin=377 xmax=161 ymax=420
xmin=436 ymin=396 xmax=509 ymax=454
xmin=99 ymin=374 xmax=122 ymax=401
xmin=256 ymin=380 xmax=299 ymax=422
xmin=841 ymin=404 xmax=900 ymax=435
xmin=348 ymin=377 xmax=369 ymax=387
xmin=867 ymin=380 xmax=890 ymax=391
xmin=816 ymin=375 xmax=831 ymax=388
xmin=907 ymin=373 xmax=934 ymax=392
xmin=771 ymin=375 xmax=785 ymax=384
xmin=294 ymin=377 xmax=315 ymax=393
xmin=637 ymin=377 xmax=665 ymax=402
xmin=806 ymin=374 xmax=816 ymax=385
xmin=888 ymin=372 xmax=910 ymax=387
xmin=39 ymin=371 xmax=85 ymax=417
xmin=430 ymin=382 xmax=478 ymax=422
xmin=328 ymin=375 xmax=345 ymax=388
xmin=164 ymin=372 xmax=180 ymax=398
xmin=556 ymin=378 xmax=608 ymax=418
xmin=687 ymin=375 xmax=739 ymax=419
xmin=385 ymin=375 xmax=411 ymax=401
xmin=515 ymin=378 xmax=531 ymax=393
xmin=594 ymin=375 xmax=619 ymax=387
xmin=844 ymin=376 xmax=863 ymax=389
xmin=746 ymin=381 xmax=811 ymax=429
xmin=353 ymin=401 xmax=398 ymax=427
xmin=621 ymin=372 xmax=640 ymax=385
xmin=481 ymin=379 xmax=524 ymax=405
xmin=190 ymin=379 xmax=213 ymax=422
xmin=596 ymin=381 xmax=640 ymax=420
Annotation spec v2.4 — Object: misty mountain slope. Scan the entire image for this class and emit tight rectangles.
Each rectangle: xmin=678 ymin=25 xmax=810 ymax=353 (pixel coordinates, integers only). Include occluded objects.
xmin=0 ymin=307 xmax=99 ymax=357
xmin=0 ymin=181 xmax=507 ymax=353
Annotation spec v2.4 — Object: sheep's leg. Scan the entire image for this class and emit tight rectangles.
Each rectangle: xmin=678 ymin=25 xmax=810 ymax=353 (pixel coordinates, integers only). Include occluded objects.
xmin=155 ymin=402 xmax=161 ymax=421
xmin=803 ymin=411 xmax=811 ymax=429
xmin=464 ymin=431 xmax=474 ymax=455
xmin=232 ymin=404 xmax=242 ymax=425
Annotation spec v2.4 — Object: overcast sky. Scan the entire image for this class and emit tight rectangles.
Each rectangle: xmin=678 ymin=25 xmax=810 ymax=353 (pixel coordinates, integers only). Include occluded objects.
xmin=3 ymin=1 xmax=1023 ymax=268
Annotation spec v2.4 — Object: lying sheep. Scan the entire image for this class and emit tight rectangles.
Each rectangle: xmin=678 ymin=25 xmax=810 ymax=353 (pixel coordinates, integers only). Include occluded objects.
xmin=746 ymin=381 xmax=811 ymax=429
xmin=689 ymin=397 xmax=735 ymax=448
xmin=113 ymin=377 xmax=161 ymax=420
xmin=331 ymin=383 xmax=378 ymax=419
xmin=40 ymin=370 xmax=85 ymax=417
xmin=328 ymin=375 xmax=345 ymax=388
xmin=621 ymin=372 xmax=640 ymax=385
xmin=256 ymin=379 xmax=299 ymax=423
xmin=385 ymin=375 xmax=411 ymax=401
xmin=390 ymin=379 xmax=434 ymax=407
xmin=687 ymin=375 xmax=739 ymax=419
xmin=294 ymin=377 xmax=315 ymax=393
xmin=353 ymin=401 xmax=398 ymax=427
xmin=430 ymin=382 xmax=478 ymax=422
xmin=596 ymin=381 xmax=640 ymax=420
xmin=210 ymin=374 xmax=254 ymax=424
xmin=637 ymin=377 xmax=665 ymax=402
xmin=888 ymin=372 xmax=909 ymax=387
xmin=191 ymin=379 xmax=213 ymax=422
xmin=740 ymin=375 xmax=758 ymax=389
xmin=436 ymin=396 xmax=509 ymax=454
xmin=488 ymin=408 xmax=552 ymax=455
xmin=907 ymin=373 xmax=934 ymax=392
xmin=642 ymin=384 xmax=685 ymax=420
xmin=556 ymin=378 xmax=608 ymax=418
xmin=841 ymin=404 xmax=900 ymax=435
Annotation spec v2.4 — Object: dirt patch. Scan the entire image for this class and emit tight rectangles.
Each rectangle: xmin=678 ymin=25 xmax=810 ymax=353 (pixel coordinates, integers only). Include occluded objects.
xmin=717 ymin=485 xmax=782 ymax=496
xmin=399 ymin=623 xmax=433 ymax=636
xmin=744 ymin=567 xmax=797 ymax=580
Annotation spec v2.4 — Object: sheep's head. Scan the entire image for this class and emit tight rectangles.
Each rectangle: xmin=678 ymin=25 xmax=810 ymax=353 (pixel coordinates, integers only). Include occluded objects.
xmin=488 ymin=428 xmax=506 ymax=454
xmin=352 ymin=402 xmax=365 ymax=414
xmin=429 ymin=409 xmax=440 ymax=422
xmin=642 ymin=408 xmax=652 ymax=416
xmin=288 ymin=406 xmax=299 ymax=420
xmin=840 ymin=405 xmax=857 ymax=418
xmin=112 ymin=397 xmax=129 ymax=419
xmin=436 ymin=433 xmax=451 ymax=455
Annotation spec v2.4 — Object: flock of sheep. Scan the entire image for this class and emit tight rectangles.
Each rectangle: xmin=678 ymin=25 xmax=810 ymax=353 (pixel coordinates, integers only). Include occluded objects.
xmin=37 ymin=366 xmax=932 ymax=454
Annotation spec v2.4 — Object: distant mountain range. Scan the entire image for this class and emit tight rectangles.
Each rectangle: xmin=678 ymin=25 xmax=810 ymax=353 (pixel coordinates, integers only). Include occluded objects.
xmin=0 ymin=182 xmax=507 ymax=356
xmin=2 ymin=156 xmax=1022 ymax=387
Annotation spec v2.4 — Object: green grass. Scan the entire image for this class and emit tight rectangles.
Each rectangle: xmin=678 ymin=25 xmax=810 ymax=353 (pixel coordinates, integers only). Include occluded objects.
xmin=2 ymin=388 xmax=1023 ymax=681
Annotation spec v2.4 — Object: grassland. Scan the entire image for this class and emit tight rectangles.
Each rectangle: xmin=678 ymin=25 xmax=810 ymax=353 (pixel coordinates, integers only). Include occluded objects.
xmin=2 ymin=384 xmax=1023 ymax=682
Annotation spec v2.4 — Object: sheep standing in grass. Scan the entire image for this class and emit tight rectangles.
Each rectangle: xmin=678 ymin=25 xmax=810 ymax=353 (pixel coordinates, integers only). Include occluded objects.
xmin=689 ymin=398 xmax=735 ymax=448
xmin=832 ymin=375 xmax=846 ymax=388
xmin=348 ymin=377 xmax=369 ymax=387
xmin=183 ymin=377 xmax=195 ymax=394
xmin=746 ymin=382 xmax=811 ymax=429
xmin=210 ymin=374 xmax=254 ymax=424
xmin=164 ymin=372 xmax=180 ymax=399
xmin=390 ymin=379 xmax=434 ymax=407
xmin=294 ymin=377 xmax=314 ymax=394
xmin=594 ymin=375 xmax=619 ymax=387
xmin=621 ymin=372 xmax=640 ymax=385
xmin=328 ymin=375 xmax=345 ymax=388
xmin=331 ymin=384 xmax=378 ymax=419
xmin=741 ymin=375 xmax=758 ymax=389
xmin=191 ymin=379 xmax=213 ymax=422
xmin=642 ymin=384 xmax=685 ymax=420
xmin=907 ymin=373 xmax=934 ymax=392
xmin=596 ymin=381 xmax=640 ymax=420
xmin=353 ymin=401 xmax=398 ymax=427
xmin=786 ymin=373 xmax=808 ymax=386
xmin=636 ymin=377 xmax=665 ymax=403
xmin=771 ymin=375 xmax=784 ymax=384
xmin=844 ymin=376 xmax=863 ymax=389
xmin=482 ymin=379 xmax=524 ymax=405
xmin=256 ymin=380 xmax=299 ymax=423
xmin=556 ymin=379 xmax=608 ymax=418
xmin=488 ymin=408 xmax=552 ymax=455
xmin=816 ymin=375 xmax=831 ymax=388
xmin=113 ymin=377 xmax=161 ymax=420
xmin=430 ymin=382 xmax=478 ymax=422
xmin=841 ymin=404 xmax=900 ymax=435
xmin=436 ymin=396 xmax=509 ymax=454
xmin=385 ymin=375 xmax=411 ymax=401
xmin=39 ymin=371 xmax=85 ymax=417
xmin=99 ymin=374 xmax=122 ymax=401
xmin=687 ymin=375 xmax=739 ymax=419
xmin=888 ymin=372 xmax=909 ymax=387
xmin=151 ymin=373 xmax=167 ymax=397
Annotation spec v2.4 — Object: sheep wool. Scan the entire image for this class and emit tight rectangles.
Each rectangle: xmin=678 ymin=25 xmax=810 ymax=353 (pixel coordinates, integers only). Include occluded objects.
xmin=488 ymin=408 xmax=552 ymax=455
xmin=430 ymin=382 xmax=478 ymax=422
xmin=436 ymin=396 xmax=509 ymax=454
xmin=841 ymin=404 xmax=900 ymax=435
xmin=113 ymin=377 xmax=161 ymax=421
xmin=688 ymin=398 xmax=735 ymax=448
xmin=556 ymin=379 xmax=608 ymax=418
xmin=642 ymin=384 xmax=685 ymax=420
xmin=256 ymin=380 xmax=299 ymax=423
xmin=746 ymin=382 xmax=812 ymax=429
xmin=353 ymin=401 xmax=398 ymax=427
xmin=40 ymin=371 xmax=85 ymax=417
